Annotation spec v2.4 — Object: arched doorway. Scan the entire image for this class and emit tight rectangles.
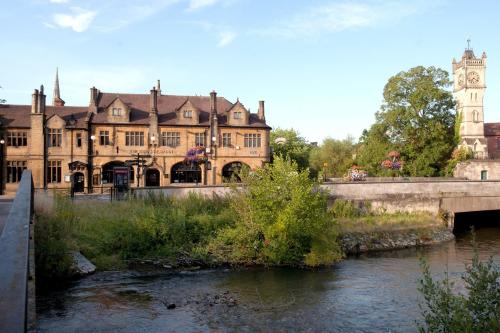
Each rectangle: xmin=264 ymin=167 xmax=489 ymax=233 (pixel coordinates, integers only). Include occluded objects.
xmin=171 ymin=162 xmax=201 ymax=184
xmin=101 ymin=161 xmax=133 ymax=185
xmin=146 ymin=168 xmax=160 ymax=187
xmin=73 ymin=172 xmax=85 ymax=193
xmin=222 ymin=162 xmax=249 ymax=182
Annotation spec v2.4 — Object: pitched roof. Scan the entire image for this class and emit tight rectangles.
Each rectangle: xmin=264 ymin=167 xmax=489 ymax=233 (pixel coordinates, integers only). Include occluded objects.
xmin=484 ymin=123 xmax=500 ymax=136
xmin=0 ymin=92 xmax=270 ymax=129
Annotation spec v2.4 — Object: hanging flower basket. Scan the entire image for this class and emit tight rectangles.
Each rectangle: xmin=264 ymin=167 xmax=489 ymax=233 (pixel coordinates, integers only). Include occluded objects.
xmin=388 ymin=151 xmax=400 ymax=159
xmin=185 ymin=146 xmax=207 ymax=163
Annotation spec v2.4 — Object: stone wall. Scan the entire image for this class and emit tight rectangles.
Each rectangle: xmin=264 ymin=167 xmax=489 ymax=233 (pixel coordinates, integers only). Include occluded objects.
xmin=454 ymin=160 xmax=500 ymax=180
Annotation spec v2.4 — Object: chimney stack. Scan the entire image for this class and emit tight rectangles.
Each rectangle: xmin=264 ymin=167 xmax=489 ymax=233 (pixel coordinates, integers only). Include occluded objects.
xmin=258 ymin=100 xmax=265 ymax=121
xmin=210 ymin=90 xmax=217 ymax=114
xmin=157 ymin=80 xmax=161 ymax=95
xmin=38 ymin=85 xmax=46 ymax=114
xmin=31 ymin=89 xmax=39 ymax=114
xmin=150 ymin=87 xmax=158 ymax=113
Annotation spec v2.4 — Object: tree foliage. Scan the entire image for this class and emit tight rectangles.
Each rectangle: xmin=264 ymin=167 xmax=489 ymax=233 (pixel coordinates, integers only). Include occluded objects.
xmin=270 ymin=128 xmax=312 ymax=171
xmin=357 ymin=66 xmax=456 ymax=176
xmin=309 ymin=136 xmax=356 ymax=178
xmin=209 ymin=157 xmax=342 ymax=267
xmin=418 ymin=236 xmax=500 ymax=332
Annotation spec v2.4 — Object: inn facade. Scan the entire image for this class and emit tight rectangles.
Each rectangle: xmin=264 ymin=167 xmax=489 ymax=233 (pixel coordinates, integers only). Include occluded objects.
xmin=0 ymin=73 xmax=271 ymax=193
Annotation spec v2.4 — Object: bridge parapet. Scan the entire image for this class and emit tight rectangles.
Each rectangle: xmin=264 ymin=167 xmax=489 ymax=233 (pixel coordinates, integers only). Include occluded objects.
xmin=0 ymin=171 xmax=35 ymax=333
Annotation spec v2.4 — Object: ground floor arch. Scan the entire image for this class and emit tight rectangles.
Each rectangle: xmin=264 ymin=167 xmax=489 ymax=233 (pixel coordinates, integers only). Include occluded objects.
xmin=101 ymin=161 xmax=134 ymax=185
xmin=73 ymin=172 xmax=85 ymax=193
xmin=171 ymin=162 xmax=201 ymax=184
xmin=222 ymin=161 xmax=249 ymax=183
xmin=145 ymin=168 xmax=160 ymax=187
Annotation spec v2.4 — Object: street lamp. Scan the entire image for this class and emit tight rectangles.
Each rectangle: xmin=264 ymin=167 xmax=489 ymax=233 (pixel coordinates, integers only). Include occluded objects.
xmin=89 ymin=134 xmax=96 ymax=193
xmin=0 ymin=138 xmax=4 ymax=195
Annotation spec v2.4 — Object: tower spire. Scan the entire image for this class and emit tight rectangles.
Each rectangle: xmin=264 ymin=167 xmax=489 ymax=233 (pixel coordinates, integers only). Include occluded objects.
xmin=53 ymin=67 xmax=65 ymax=106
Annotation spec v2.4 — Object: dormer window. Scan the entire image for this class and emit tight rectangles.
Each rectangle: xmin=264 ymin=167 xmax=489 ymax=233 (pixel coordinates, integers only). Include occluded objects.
xmin=184 ymin=110 xmax=193 ymax=118
xmin=234 ymin=111 xmax=242 ymax=119
xmin=112 ymin=108 xmax=122 ymax=116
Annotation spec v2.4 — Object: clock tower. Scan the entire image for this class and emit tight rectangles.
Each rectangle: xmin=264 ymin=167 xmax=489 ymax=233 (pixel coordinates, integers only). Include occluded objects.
xmin=452 ymin=41 xmax=488 ymax=158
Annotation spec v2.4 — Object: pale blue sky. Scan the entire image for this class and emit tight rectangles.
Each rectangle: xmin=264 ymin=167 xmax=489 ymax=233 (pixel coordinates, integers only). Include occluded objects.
xmin=1 ymin=0 xmax=500 ymax=142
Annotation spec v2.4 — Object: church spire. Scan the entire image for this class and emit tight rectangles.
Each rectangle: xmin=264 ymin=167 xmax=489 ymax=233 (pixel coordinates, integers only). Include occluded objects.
xmin=53 ymin=68 xmax=65 ymax=107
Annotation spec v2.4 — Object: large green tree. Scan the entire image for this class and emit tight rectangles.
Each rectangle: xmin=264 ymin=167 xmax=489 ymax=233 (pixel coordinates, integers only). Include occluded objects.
xmin=357 ymin=66 xmax=456 ymax=176
xmin=270 ymin=128 xmax=312 ymax=170
xmin=309 ymin=136 xmax=356 ymax=178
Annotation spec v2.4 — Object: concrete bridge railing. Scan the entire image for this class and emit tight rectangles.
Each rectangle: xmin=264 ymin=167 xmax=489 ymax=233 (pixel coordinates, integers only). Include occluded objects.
xmin=0 ymin=171 xmax=36 ymax=333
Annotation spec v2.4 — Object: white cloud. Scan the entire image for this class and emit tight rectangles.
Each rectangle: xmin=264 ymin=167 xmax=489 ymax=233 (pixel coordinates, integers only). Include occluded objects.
xmin=256 ymin=0 xmax=437 ymax=38
xmin=50 ymin=0 xmax=69 ymax=3
xmin=53 ymin=7 xmax=97 ymax=32
xmin=188 ymin=0 xmax=219 ymax=11
xmin=217 ymin=31 xmax=236 ymax=47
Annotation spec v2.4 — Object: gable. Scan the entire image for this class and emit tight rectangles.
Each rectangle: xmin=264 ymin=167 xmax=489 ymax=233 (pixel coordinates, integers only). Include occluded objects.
xmin=227 ymin=101 xmax=249 ymax=126
xmin=176 ymin=99 xmax=200 ymax=125
xmin=105 ymin=97 xmax=130 ymax=123
xmin=46 ymin=114 xmax=66 ymax=128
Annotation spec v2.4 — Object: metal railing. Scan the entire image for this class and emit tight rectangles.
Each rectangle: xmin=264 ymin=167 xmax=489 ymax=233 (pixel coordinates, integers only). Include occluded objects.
xmin=0 ymin=170 xmax=35 ymax=333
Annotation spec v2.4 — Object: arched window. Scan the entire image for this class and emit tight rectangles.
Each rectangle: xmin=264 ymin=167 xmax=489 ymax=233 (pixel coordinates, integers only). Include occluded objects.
xmin=472 ymin=110 xmax=479 ymax=123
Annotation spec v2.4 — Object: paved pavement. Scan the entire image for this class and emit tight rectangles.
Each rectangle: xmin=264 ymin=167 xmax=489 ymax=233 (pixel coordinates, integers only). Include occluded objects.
xmin=0 ymin=200 xmax=13 ymax=236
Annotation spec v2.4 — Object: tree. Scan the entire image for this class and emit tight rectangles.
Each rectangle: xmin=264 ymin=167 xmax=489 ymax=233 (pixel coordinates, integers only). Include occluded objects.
xmin=358 ymin=66 xmax=456 ymax=176
xmin=309 ymin=136 xmax=356 ymax=178
xmin=270 ymin=128 xmax=312 ymax=170
xmin=208 ymin=157 xmax=342 ymax=267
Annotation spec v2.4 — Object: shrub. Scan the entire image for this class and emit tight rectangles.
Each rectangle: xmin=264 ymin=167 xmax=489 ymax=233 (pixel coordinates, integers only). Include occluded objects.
xmin=209 ymin=157 xmax=342 ymax=267
xmin=418 ymin=233 xmax=500 ymax=332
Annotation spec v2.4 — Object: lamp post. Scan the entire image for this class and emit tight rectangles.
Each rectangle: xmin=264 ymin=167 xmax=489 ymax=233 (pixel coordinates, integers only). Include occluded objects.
xmin=323 ymin=162 xmax=328 ymax=183
xmin=89 ymin=134 xmax=96 ymax=193
xmin=0 ymin=137 xmax=4 ymax=195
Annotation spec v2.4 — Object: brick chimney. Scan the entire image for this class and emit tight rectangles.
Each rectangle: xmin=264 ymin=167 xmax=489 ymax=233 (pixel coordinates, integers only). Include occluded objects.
xmin=89 ymin=87 xmax=98 ymax=114
xmin=258 ymin=100 xmax=265 ymax=121
xmin=31 ymin=89 xmax=39 ymax=114
xmin=210 ymin=90 xmax=217 ymax=114
xmin=150 ymin=87 xmax=158 ymax=114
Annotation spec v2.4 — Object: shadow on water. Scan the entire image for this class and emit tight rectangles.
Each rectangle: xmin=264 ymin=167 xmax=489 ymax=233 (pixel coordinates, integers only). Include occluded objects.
xmin=453 ymin=209 xmax=500 ymax=234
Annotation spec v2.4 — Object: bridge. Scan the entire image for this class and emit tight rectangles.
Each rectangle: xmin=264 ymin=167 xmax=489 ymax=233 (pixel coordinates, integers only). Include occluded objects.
xmin=0 ymin=171 xmax=36 ymax=333
xmin=133 ymin=178 xmax=500 ymax=230
xmin=320 ymin=179 xmax=500 ymax=229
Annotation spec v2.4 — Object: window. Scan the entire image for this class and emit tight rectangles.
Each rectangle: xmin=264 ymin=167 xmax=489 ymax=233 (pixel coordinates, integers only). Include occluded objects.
xmin=99 ymin=131 xmax=110 ymax=146
xmin=195 ymin=133 xmax=205 ymax=146
xmin=76 ymin=133 xmax=82 ymax=147
xmin=112 ymin=108 xmax=122 ymax=116
xmin=47 ymin=160 xmax=62 ymax=183
xmin=161 ymin=132 xmax=180 ymax=147
xmin=481 ymin=170 xmax=488 ymax=181
xmin=125 ymin=131 xmax=144 ymax=146
xmin=6 ymin=132 xmax=27 ymax=147
xmin=473 ymin=110 xmax=479 ymax=123
xmin=48 ymin=128 xmax=62 ymax=147
xmin=244 ymin=133 xmax=261 ymax=148
xmin=222 ymin=133 xmax=231 ymax=147
xmin=6 ymin=161 xmax=27 ymax=183
xmin=184 ymin=110 xmax=192 ymax=118
xmin=234 ymin=111 xmax=242 ymax=119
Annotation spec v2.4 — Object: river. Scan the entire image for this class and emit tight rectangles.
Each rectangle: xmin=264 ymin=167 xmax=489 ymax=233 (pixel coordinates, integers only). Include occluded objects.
xmin=37 ymin=228 xmax=500 ymax=333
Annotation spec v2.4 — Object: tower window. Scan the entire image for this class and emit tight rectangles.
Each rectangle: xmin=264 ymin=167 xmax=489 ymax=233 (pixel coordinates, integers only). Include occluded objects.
xmin=472 ymin=110 xmax=479 ymax=123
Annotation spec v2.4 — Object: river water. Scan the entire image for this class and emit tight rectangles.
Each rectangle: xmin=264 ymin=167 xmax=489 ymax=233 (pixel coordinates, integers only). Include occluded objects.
xmin=37 ymin=228 xmax=500 ymax=333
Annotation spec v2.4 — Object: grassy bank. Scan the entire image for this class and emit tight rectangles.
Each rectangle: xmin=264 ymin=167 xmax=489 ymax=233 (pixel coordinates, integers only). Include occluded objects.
xmin=35 ymin=158 xmax=342 ymax=280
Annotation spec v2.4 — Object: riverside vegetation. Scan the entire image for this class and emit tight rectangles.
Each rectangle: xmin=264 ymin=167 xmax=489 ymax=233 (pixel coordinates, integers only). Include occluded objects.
xmin=35 ymin=158 xmax=449 ymax=281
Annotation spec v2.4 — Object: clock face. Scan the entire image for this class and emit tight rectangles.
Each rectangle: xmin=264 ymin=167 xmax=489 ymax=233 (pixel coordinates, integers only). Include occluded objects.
xmin=467 ymin=71 xmax=480 ymax=84
xmin=458 ymin=74 xmax=465 ymax=86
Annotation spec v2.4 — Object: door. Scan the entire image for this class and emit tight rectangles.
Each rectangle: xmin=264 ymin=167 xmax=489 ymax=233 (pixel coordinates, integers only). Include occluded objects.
xmin=73 ymin=172 xmax=85 ymax=193
xmin=146 ymin=169 xmax=160 ymax=187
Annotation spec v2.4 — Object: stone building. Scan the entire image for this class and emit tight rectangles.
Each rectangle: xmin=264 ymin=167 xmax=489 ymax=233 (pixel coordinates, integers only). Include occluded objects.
xmin=453 ymin=42 xmax=500 ymax=180
xmin=0 ymin=72 xmax=271 ymax=193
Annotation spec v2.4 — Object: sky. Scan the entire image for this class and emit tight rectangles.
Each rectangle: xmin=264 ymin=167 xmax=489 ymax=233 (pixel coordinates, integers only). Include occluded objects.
xmin=1 ymin=0 xmax=500 ymax=143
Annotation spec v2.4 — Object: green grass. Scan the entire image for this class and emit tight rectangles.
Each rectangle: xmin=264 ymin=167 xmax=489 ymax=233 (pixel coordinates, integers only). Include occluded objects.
xmin=35 ymin=193 xmax=234 ymax=278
